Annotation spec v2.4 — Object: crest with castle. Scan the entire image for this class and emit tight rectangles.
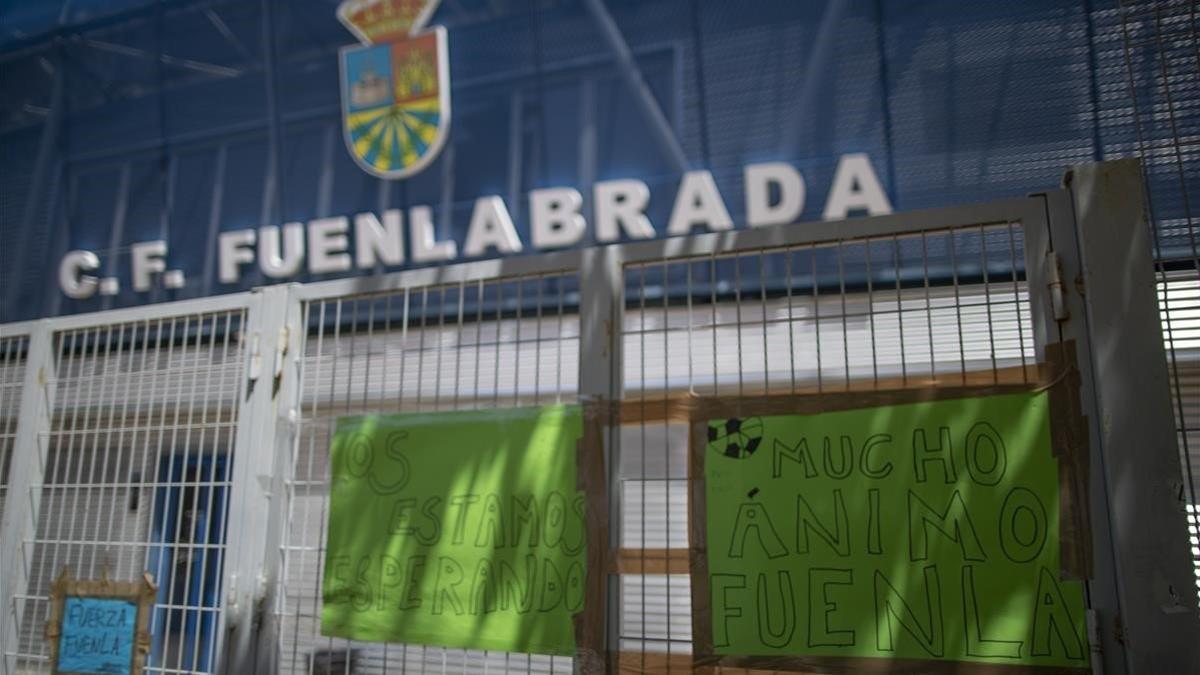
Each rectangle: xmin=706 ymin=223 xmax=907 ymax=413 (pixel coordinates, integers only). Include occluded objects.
xmin=338 ymin=0 xmax=449 ymax=178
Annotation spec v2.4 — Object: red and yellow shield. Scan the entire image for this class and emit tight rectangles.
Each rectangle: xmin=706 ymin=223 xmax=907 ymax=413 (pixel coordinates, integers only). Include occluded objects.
xmin=338 ymin=0 xmax=450 ymax=179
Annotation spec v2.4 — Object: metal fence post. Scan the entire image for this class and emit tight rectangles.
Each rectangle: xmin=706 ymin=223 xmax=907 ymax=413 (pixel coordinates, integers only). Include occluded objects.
xmin=578 ymin=245 xmax=624 ymax=673
xmin=1033 ymin=186 xmax=1130 ymax=675
xmin=1055 ymin=159 xmax=1200 ymax=672
xmin=0 ymin=321 xmax=56 ymax=675
xmin=219 ymin=283 xmax=303 ymax=674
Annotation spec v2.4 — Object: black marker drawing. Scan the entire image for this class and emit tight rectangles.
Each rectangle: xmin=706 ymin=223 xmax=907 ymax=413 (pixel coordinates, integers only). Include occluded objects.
xmin=709 ymin=417 xmax=764 ymax=459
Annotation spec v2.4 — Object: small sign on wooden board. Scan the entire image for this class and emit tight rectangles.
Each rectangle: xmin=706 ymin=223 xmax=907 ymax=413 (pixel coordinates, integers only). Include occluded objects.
xmin=44 ymin=568 xmax=156 ymax=675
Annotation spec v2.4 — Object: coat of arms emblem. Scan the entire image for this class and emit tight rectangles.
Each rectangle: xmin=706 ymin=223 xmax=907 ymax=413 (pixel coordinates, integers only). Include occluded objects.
xmin=338 ymin=0 xmax=449 ymax=179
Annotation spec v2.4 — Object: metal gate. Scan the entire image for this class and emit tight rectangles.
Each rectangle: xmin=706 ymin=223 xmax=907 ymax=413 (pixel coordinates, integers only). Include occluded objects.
xmin=2 ymin=161 xmax=1197 ymax=674
xmin=0 ymin=296 xmax=256 ymax=675
xmin=274 ymin=263 xmax=584 ymax=674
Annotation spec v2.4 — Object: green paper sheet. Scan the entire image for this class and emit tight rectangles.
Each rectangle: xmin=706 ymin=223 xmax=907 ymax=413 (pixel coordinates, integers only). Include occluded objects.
xmin=321 ymin=405 xmax=585 ymax=656
xmin=703 ymin=391 xmax=1088 ymax=668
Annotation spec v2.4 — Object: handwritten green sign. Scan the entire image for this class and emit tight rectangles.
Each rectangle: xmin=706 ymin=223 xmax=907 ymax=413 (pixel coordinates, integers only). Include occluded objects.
xmin=703 ymin=392 xmax=1088 ymax=668
xmin=321 ymin=405 xmax=585 ymax=656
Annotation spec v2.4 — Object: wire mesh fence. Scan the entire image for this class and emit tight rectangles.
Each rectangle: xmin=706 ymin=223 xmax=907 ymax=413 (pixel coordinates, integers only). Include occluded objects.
xmin=0 ymin=195 xmax=1190 ymax=673
xmin=615 ymin=223 xmax=1036 ymax=670
xmin=6 ymin=310 xmax=247 ymax=675
xmin=0 ymin=334 xmax=29 ymax=537
xmin=274 ymin=273 xmax=581 ymax=675
xmin=0 ymin=0 xmax=1190 ymax=670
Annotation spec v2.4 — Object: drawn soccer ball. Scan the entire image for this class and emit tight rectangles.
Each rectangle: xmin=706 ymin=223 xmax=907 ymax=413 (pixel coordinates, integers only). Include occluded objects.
xmin=708 ymin=417 xmax=763 ymax=459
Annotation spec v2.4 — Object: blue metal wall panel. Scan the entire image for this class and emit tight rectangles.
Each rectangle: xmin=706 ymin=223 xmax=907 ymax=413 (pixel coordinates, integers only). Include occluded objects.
xmin=0 ymin=0 xmax=1195 ymax=321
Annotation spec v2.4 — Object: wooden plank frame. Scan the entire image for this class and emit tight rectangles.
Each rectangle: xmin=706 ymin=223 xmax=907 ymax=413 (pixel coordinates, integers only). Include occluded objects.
xmin=609 ymin=365 xmax=1046 ymax=575
xmin=44 ymin=568 xmax=157 ymax=675
xmin=574 ymin=399 xmax=612 ymax=673
xmin=682 ymin=352 xmax=1092 ymax=674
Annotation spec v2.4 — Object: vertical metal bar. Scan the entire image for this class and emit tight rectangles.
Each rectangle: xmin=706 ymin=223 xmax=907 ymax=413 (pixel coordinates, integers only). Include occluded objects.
xmin=146 ymin=317 xmax=179 ymax=668
xmin=892 ymin=235 xmax=908 ymax=386
xmin=865 ymin=238 xmax=879 ymax=386
xmin=784 ymin=254 xmax=796 ymax=392
xmin=1020 ymin=202 xmax=1056 ymax=359
xmin=636 ymin=264 xmax=647 ymax=662
xmin=514 ymin=280 xmax=524 ymax=407
xmin=660 ymin=260 xmax=672 ymax=665
xmin=4 ymin=53 xmax=63 ymax=316
xmin=111 ymin=320 xmax=146 ymax=579
xmin=0 ymin=321 xmax=57 ymax=672
xmin=86 ymin=321 xmax=126 ymax=579
xmin=409 ymin=286 xmax=430 ymax=671
xmin=400 ymin=289 xmax=411 ymax=409
xmin=201 ymin=144 xmax=228 ymax=296
xmin=508 ymin=91 xmax=524 ymax=227
xmin=919 ymin=232 xmax=936 ymax=381
xmin=579 ymin=0 xmax=689 ymax=173
xmin=836 ymin=240 xmax=850 ymax=389
xmin=1149 ymin=7 xmax=1200 ymax=515
xmin=1005 ymin=223 xmax=1029 ymax=380
xmin=159 ymin=315 xmax=190 ymax=669
xmin=294 ymin=299 xmax=329 ymax=675
xmin=474 ymin=280 xmax=484 ymax=407
xmin=339 ymin=296 xmax=357 ymax=675
xmin=535 ymin=276 xmax=544 ymax=404
xmin=1117 ymin=0 xmax=1200 ymax=531
xmin=101 ymin=166 xmax=132 ymax=311
xmin=947 ymin=229 xmax=966 ymax=383
xmin=260 ymin=0 xmax=284 ymax=247
xmin=492 ymin=283 xmax=502 ymax=409
xmin=709 ymin=255 xmax=718 ymax=394
xmin=978 ymin=225 xmax=998 ymax=381
xmin=453 ymin=281 xmax=465 ymax=409
xmin=36 ymin=327 xmax=82 ymax=669
xmin=171 ymin=314 xmax=205 ymax=675
xmin=1026 ymin=188 xmax=1124 ymax=675
xmin=578 ymin=244 xmax=621 ymax=674
xmin=556 ymin=277 xmax=565 ymax=404
xmin=364 ymin=295 xmax=376 ymax=411
xmin=225 ymin=284 xmax=302 ymax=674
xmin=684 ymin=262 xmax=696 ymax=392
xmin=1062 ymin=161 xmax=1200 ymax=672
xmin=205 ymin=310 xmax=240 ymax=672
xmin=578 ymin=78 xmax=596 ymax=226
xmin=433 ymin=287 xmax=445 ymax=410
xmin=811 ymin=247 xmax=823 ymax=391
xmin=758 ymin=252 xmax=769 ymax=392
xmin=733 ymin=255 xmax=744 ymax=395
xmin=190 ymin=312 xmax=223 ymax=674
xmin=416 ymin=289 xmax=428 ymax=412
xmin=60 ymin=325 xmax=107 ymax=654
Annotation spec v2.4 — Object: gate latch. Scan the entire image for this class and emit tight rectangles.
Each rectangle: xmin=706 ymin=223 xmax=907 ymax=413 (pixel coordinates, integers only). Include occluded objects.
xmin=1046 ymin=251 xmax=1070 ymax=322
xmin=247 ymin=332 xmax=263 ymax=382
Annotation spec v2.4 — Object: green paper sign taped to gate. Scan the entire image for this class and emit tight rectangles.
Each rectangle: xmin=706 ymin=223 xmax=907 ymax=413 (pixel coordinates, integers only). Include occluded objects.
xmin=321 ymin=405 xmax=585 ymax=656
xmin=703 ymin=391 xmax=1089 ymax=668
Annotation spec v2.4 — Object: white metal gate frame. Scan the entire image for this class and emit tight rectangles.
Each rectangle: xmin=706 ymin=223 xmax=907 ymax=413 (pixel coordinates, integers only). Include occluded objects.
xmin=1 ymin=160 xmax=1196 ymax=674
xmin=0 ymin=291 xmax=260 ymax=675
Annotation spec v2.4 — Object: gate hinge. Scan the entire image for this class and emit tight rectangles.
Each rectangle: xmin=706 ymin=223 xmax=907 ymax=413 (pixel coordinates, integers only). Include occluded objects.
xmin=273 ymin=325 xmax=290 ymax=380
xmin=226 ymin=572 xmax=240 ymax=620
xmin=1046 ymin=251 xmax=1070 ymax=322
xmin=247 ymin=333 xmax=263 ymax=382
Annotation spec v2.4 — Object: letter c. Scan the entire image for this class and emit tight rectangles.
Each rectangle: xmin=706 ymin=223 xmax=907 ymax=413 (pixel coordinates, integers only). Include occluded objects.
xmin=59 ymin=250 xmax=100 ymax=299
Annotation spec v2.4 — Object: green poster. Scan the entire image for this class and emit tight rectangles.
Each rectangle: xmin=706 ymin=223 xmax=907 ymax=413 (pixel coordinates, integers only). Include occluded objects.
xmin=321 ymin=405 xmax=585 ymax=656
xmin=703 ymin=392 xmax=1089 ymax=668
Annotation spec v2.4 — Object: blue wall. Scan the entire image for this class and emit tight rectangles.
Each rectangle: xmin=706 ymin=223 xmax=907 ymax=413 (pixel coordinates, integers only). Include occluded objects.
xmin=0 ymin=0 xmax=1195 ymax=321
